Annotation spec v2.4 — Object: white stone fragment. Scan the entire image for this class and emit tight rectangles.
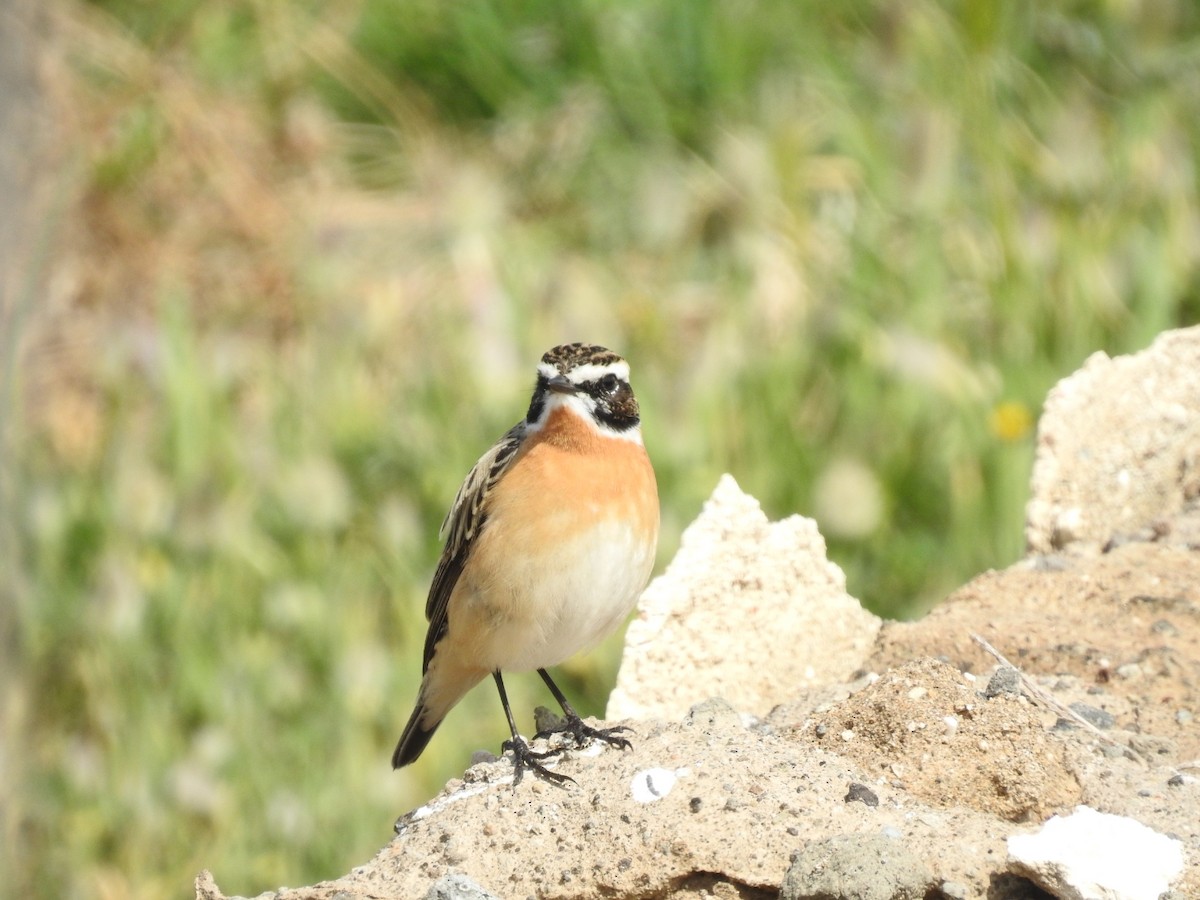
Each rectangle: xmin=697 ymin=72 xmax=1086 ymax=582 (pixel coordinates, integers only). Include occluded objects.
xmin=1025 ymin=326 xmax=1200 ymax=552
xmin=1007 ymin=805 xmax=1184 ymax=900
xmin=630 ymin=768 xmax=678 ymax=803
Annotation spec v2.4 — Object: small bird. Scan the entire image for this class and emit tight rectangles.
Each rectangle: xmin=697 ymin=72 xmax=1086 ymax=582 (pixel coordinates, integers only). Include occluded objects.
xmin=392 ymin=343 xmax=659 ymax=783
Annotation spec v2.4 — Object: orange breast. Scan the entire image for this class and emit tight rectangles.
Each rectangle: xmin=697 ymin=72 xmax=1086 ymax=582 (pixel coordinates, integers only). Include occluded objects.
xmin=493 ymin=407 xmax=659 ymax=544
xmin=441 ymin=406 xmax=660 ymax=670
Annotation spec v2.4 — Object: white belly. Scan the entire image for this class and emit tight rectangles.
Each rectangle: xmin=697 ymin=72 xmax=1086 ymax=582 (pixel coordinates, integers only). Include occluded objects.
xmin=467 ymin=520 xmax=655 ymax=672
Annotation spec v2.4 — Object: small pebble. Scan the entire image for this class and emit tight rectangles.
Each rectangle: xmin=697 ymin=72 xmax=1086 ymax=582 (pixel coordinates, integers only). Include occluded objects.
xmin=1167 ymin=774 xmax=1185 ymax=788
xmin=844 ymin=782 xmax=879 ymax=807
xmin=941 ymin=715 xmax=959 ymax=735
xmin=841 ymin=729 xmax=855 ymax=742
xmin=1176 ymin=710 xmax=1194 ymax=725
xmin=984 ymin=667 xmax=1021 ymax=698
xmin=941 ymin=881 xmax=969 ymax=900
xmin=423 ymin=872 xmax=502 ymax=900
xmin=1069 ymin=702 xmax=1115 ymax=730
xmin=1115 ymin=663 xmax=1143 ymax=680
xmin=907 ymin=686 xmax=928 ymax=700
xmin=1035 ymin=553 xmax=1074 ymax=571
xmin=533 ymin=706 xmax=564 ymax=734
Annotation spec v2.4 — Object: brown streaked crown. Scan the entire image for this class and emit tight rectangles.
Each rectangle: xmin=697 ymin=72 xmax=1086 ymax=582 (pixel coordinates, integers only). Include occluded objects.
xmin=539 ymin=342 xmax=625 ymax=374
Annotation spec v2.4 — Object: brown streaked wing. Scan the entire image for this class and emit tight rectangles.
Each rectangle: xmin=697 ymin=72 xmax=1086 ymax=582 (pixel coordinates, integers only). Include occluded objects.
xmin=421 ymin=421 xmax=527 ymax=672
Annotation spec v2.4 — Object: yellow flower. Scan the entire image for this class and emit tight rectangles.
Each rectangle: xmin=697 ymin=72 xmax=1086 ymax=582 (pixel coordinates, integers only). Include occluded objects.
xmin=989 ymin=400 xmax=1034 ymax=443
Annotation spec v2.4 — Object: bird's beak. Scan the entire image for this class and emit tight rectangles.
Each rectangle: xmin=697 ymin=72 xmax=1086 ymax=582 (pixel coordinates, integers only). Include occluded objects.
xmin=546 ymin=374 xmax=577 ymax=394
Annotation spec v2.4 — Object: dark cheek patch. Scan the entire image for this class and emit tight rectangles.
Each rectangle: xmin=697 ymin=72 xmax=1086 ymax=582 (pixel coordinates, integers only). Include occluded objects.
xmin=598 ymin=384 xmax=640 ymax=431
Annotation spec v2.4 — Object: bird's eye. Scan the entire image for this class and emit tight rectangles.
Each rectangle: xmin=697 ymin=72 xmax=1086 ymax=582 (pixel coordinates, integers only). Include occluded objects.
xmin=600 ymin=373 xmax=620 ymax=393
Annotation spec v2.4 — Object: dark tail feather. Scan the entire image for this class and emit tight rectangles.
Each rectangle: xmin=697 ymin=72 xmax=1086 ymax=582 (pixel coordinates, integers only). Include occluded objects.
xmin=392 ymin=703 xmax=439 ymax=769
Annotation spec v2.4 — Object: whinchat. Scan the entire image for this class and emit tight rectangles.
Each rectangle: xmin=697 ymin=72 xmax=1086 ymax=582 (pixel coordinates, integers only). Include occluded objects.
xmin=392 ymin=343 xmax=659 ymax=783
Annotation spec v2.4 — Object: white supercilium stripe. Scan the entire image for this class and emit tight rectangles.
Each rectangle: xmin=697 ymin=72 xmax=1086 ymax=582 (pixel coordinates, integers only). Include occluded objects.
xmin=536 ymin=360 xmax=631 ymax=385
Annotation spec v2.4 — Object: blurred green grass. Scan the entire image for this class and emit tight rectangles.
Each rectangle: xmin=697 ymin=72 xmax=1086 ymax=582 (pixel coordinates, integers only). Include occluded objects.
xmin=4 ymin=0 xmax=1200 ymax=897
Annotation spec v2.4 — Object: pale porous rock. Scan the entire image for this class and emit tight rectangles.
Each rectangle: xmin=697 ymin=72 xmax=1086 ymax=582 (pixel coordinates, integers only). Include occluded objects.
xmin=607 ymin=474 xmax=881 ymax=721
xmin=1007 ymin=806 xmax=1184 ymax=900
xmin=794 ymin=657 xmax=1082 ymax=823
xmin=1025 ymin=325 xmax=1200 ymax=554
xmin=196 ymin=699 xmax=1040 ymax=900
xmin=780 ymin=833 xmax=933 ymax=900
xmin=867 ymin=542 xmax=1200 ymax=765
xmin=423 ymin=871 xmax=502 ymax=900
xmin=195 ymin=669 xmax=1196 ymax=900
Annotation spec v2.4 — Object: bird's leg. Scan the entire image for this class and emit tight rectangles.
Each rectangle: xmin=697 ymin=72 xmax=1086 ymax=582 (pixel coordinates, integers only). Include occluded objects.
xmin=534 ymin=668 xmax=634 ymax=751
xmin=493 ymin=671 xmax=574 ymax=786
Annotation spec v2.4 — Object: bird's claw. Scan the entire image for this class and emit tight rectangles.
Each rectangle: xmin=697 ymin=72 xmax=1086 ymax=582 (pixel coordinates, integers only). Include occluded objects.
xmin=501 ymin=737 xmax=576 ymax=787
xmin=535 ymin=715 xmax=634 ymax=752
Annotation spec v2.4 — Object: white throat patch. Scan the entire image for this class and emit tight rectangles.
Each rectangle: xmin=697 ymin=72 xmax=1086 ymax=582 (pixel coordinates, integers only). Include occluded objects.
xmin=527 ymin=391 xmax=644 ymax=444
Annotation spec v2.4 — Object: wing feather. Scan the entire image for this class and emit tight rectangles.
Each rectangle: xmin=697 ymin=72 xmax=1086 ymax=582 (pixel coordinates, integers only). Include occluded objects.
xmin=421 ymin=421 xmax=526 ymax=672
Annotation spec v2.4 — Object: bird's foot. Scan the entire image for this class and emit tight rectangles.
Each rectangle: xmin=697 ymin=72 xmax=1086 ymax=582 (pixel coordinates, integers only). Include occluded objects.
xmin=536 ymin=712 xmax=634 ymax=752
xmin=501 ymin=736 xmax=576 ymax=787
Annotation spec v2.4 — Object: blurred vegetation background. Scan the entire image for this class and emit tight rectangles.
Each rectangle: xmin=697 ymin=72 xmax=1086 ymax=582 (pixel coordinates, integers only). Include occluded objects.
xmin=2 ymin=0 xmax=1198 ymax=897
